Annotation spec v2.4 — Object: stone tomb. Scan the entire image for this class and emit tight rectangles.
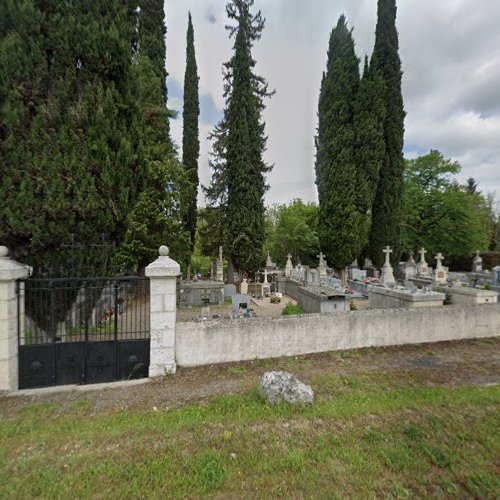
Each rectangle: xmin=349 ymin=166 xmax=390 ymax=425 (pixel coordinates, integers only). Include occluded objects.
xmin=180 ymin=281 xmax=224 ymax=307
xmin=437 ymin=286 xmax=498 ymax=306
xmin=368 ymin=285 xmax=445 ymax=309
xmin=232 ymin=294 xmax=252 ymax=315
xmin=297 ymin=286 xmax=350 ymax=313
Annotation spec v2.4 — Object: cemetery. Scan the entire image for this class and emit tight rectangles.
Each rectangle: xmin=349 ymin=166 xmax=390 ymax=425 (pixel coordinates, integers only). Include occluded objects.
xmin=1 ymin=0 xmax=499 ymax=497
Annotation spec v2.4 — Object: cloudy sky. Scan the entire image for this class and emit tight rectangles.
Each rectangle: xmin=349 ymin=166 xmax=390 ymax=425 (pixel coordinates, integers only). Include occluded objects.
xmin=165 ymin=0 xmax=500 ymax=206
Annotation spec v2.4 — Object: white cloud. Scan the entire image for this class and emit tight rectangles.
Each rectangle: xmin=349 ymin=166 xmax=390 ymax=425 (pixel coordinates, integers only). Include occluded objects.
xmin=165 ymin=0 xmax=500 ymax=205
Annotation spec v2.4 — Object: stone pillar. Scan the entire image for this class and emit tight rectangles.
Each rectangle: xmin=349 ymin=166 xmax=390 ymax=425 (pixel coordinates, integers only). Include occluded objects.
xmin=145 ymin=246 xmax=180 ymax=377
xmin=0 ymin=247 xmax=32 ymax=392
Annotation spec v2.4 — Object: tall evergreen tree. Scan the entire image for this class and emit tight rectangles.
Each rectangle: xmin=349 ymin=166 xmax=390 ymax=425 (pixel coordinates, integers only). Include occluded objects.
xmin=182 ymin=12 xmax=200 ymax=254
xmin=226 ymin=18 xmax=266 ymax=273
xmin=0 ymin=0 xmax=141 ymax=275
xmin=353 ymin=57 xmax=386 ymax=256
xmin=315 ymin=15 xmax=361 ymax=278
xmin=368 ymin=0 xmax=405 ymax=266
xmin=205 ymin=0 xmax=272 ymax=277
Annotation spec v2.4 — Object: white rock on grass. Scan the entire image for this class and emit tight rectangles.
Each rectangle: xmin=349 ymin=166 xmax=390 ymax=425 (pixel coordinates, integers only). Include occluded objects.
xmin=259 ymin=371 xmax=314 ymax=405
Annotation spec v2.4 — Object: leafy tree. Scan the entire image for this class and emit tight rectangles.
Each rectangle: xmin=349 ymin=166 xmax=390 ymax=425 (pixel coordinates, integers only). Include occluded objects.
xmin=368 ymin=0 xmax=406 ymax=266
xmin=315 ymin=15 xmax=361 ymax=278
xmin=182 ymin=12 xmax=200 ymax=254
xmin=265 ymin=200 xmax=319 ymax=268
xmin=402 ymin=151 xmax=490 ymax=258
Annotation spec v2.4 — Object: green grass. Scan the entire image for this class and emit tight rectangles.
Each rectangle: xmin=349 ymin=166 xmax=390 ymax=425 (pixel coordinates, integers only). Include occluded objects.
xmin=282 ymin=303 xmax=304 ymax=316
xmin=0 ymin=374 xmax=498 ymax=498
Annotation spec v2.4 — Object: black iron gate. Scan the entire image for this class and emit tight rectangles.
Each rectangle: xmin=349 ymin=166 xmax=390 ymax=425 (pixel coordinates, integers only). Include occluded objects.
xmin=17 ymin=276 xmax=150 ymax=389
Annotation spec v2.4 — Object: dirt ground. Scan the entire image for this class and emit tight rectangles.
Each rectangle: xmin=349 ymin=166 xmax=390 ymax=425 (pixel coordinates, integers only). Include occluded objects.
xmin=1 ymin=337 xmax=498 ymax=418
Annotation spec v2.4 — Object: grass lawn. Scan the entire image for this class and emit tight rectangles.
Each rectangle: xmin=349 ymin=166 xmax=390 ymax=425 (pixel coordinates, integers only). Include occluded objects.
xmin=0 ymin=371 xmax=498 ymax=498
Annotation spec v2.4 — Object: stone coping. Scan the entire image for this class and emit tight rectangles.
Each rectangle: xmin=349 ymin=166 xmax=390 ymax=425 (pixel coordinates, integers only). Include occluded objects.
xmin=300 ymin=286 xmax=346 ymax=300
xmin=368 ymin=285 xmax=445 ymax=302
xmin=180 ymin=281 xmax=224 ymax=289
xmin=438 ymin=286 xmax=498 ymax=297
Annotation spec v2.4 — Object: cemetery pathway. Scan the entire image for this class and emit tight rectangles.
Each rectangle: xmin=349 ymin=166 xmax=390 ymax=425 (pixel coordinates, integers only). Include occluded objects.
xmin=0 ymin=338 xmax=498 ymax=417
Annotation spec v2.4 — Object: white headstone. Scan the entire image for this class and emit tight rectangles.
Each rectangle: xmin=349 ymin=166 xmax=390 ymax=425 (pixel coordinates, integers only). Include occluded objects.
xmin=433 ymin=253 xmax=448 ymax=283
xmin=472 ymin=250 xmax=483 ymax=273
xmin=266 ymin=251 xmax=273 ymax=268
xmin=285 ymin=254 xmax=293 ymax=278
xmin=240 ymin=278 xmax=248 ymax=295
xmin=417 ymin=247 xmax=429 ymax=276
xmin=317 ymin=252 xmax=327 ymax=279
xmin=380 ymin=246 xmax=396 ymax=285
xmin=404 ymin=251 xmax=417 ymax=280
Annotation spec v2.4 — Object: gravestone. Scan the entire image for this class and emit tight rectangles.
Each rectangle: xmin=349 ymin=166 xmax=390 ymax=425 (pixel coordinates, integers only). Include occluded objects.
xmin=350 ymin=268 xmax=367 ymax=281
xmin=433 ymin=253 xmax=448 ymax=283
xmin=224 ymin=284 xmax=237 ymax=298
xmin=216 ymin=246 xmax=224 ymax=282
xmin=285 ymin=254 xmax=293 ymax=278
xmin=404 ymin=251 xmax=417 ymax=280
xmin=266 ymin=251 xmax=274 ymax=269
xmin=380 ymin=246 xmax=396 ymax=285
xmin=318 ymin=252 xmax=327 ymax=281
xmin=417 ymin=247 xmax=430 ymax=276
xmin=232 ymin=294 xmax=251 ymax=315
xmin=240 ymin=278 xmax=248 ymax=295
xmin=472 ymin=250 xmax=483 ymax=273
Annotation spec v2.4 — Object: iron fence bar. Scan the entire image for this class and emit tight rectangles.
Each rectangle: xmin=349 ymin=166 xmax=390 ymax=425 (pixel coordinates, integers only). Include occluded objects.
xmin=113 ymin=280 xmax=119 ymax=380
xmin=83 ymin=282 xmax=89 ymax=385
xmin=50 ymin=280 xmax=56 ymax=386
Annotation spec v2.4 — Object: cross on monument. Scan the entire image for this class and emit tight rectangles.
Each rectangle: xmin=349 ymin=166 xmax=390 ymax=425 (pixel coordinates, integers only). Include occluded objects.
xmin=383 ymin=246 xmax=392 ymax=267
xmin=419 ymin=247 xmax=427 ymax=263
xmin=435 ymin=252 xmax=444 ymax=262
xmin=317 ymin=252 xmax=326 ymax=268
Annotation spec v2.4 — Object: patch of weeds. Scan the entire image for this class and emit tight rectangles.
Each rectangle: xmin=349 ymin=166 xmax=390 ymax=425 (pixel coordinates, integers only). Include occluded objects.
xmin=389 ymin=482 xmax=411 ymax=499
xmin=424 ymin=445 xmax=451 ymax=468
xmin=425 ymin=349 xmax=436 ymax=357
xmin=362 ymin=428 xmax=383 ymax=444
xmin=227 ymin=365 xmax=246 ymax=375
xmin=437 ymin=477 xmax=460 ymax=496
xmin=282 ymin=304 xmax=304 ymax=316
xmin=403 ymin=422 xmax=424 ymax=441
xmin=252 ymin=357 xmax=273 ymax=369
xmin=196 ymin=450 xmax=226 ymax=492
xmin=224 ymin=297 xmax=232 ymax=305
xmin=282 ymin=447 xmax=305 ymax=471
xmin=380 ymin=446 xmax=413 ymax=472
xmin=462 ymin=471 xmax=500 ymax=497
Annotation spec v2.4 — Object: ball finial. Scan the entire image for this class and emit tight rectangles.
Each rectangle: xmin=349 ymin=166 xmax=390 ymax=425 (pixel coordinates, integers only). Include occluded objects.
xmin=0 ymin=246 xmax=9 ymax=258
xmin=159 ymin=245 xmax=169 ymax=257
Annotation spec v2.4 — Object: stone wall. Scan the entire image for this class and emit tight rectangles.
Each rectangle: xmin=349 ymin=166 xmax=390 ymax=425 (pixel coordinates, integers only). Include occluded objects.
xmin=175 ymin=304 xmax=500 ymax=367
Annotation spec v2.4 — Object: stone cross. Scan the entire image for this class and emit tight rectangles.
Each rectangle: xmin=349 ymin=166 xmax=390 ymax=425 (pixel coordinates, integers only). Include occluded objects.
xmin=383 ymin=246 xmax=392 ymax=267
xmin=266 ymin=251 xmax=273 ymax=268
xmin=380 ymin=246 xmax=396 ymax=285
xmin=433 ymin=252 xmax=447 ymax=283
xmin=472 ymin=250 xmax=483 ymax=273
xmin=263 ymin=268 xmax=269 ymax=284
xmin=419 ymin=247 xmax=427 ymax=264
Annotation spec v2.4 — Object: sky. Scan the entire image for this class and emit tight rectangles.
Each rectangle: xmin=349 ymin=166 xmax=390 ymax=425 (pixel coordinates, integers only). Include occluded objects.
xmin=165 ymin=0 xmax=500 ymax=206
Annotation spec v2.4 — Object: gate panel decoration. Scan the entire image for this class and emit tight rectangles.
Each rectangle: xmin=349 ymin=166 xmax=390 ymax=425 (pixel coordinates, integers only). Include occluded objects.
xmin=17 ymin=277 xmax=150 ymax=389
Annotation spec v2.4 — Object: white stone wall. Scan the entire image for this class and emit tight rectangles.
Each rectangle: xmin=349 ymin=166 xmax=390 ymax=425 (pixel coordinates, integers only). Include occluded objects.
xmin=175 ymin=304 xmax=500 ymax=367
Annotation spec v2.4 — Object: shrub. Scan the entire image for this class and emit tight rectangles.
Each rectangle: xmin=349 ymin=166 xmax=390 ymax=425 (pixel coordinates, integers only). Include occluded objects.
xmin=282 ymin=304 xmax=304 ymax=316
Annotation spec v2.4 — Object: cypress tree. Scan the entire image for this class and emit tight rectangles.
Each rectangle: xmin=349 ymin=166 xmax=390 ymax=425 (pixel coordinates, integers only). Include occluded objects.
xmin=315 ymin=15 xmax=361 ymax=278
xmin=182 ymin=12 xmax=200 ymax=254
xmin=368 ymin=0 xmax=405 ymax=266
xmin=205 ymin=0 xmax=272 ymax=277
xmin=353 ymin=57 xmax=386 ymax=256
xmin=226 ymin=18 xmax=266 ymax=273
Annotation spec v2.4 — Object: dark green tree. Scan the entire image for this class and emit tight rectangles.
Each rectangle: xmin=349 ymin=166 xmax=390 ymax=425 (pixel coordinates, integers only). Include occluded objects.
xmin=182 ymin=12 xmax=200 ymax=254
xmin=226 ymin=18 xmax=266 ymax=273
xmin=205 ymin=0 xmax=272 ymax=279
xmin=315 ymin=15 xmax=361 ymax=279
xmin=368 ymin=0 xmax=406 ymax=266
xmin=353 ymin=57 xmax=386 ymax=257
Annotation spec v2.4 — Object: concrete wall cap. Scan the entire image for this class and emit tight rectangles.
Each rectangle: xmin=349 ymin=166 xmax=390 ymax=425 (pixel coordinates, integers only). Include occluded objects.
xmin=145 ymin=254 xmax=180 ymax=278
xmin=0 ymin=252 xmax=32 ymax=282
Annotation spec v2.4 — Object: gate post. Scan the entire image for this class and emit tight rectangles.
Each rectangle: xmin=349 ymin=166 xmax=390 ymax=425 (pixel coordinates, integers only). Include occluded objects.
xmin=145 ymin=245 xmax=180 ymax=376
xmin=0 ymin=247 xmax=32 ymax=392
